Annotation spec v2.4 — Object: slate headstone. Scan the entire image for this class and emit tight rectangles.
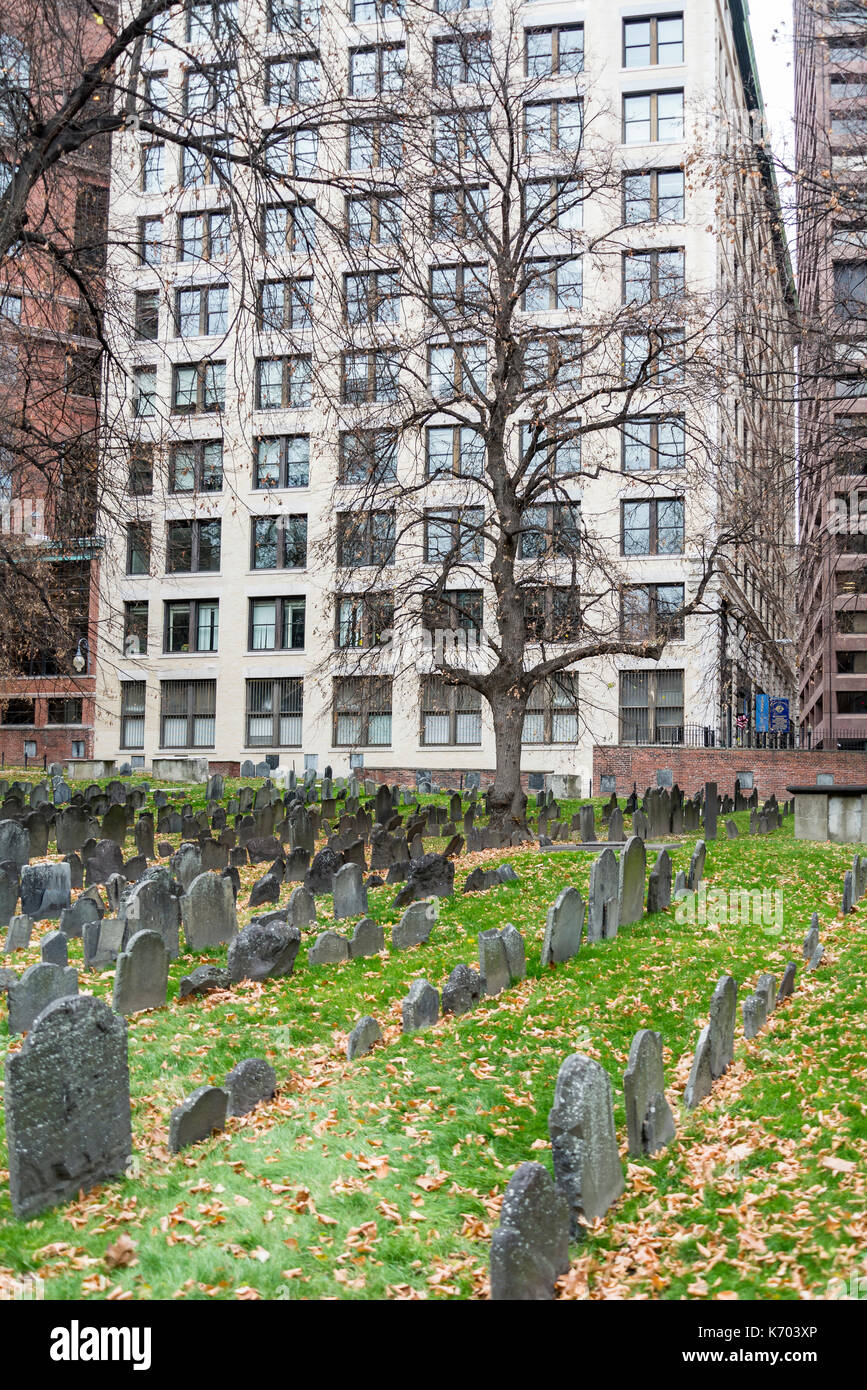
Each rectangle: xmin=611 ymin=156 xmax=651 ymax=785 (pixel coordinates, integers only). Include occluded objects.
xmin=548 ymin=1053 xmax=625 ymax=1234
xmin=490 ymin=1162 xmax=570 ymax=1302
xmin=168 ymin=1086 xmax=228 ymax=1153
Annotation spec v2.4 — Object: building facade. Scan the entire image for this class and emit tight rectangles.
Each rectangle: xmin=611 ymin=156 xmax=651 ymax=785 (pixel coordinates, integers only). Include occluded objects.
xmin=795 ymin=0 xmax=867 ymax=751
xmin=94 ymin=0 xmax=795 ymax=788
xmin=0 ymin=2 xmax=111 ymax=767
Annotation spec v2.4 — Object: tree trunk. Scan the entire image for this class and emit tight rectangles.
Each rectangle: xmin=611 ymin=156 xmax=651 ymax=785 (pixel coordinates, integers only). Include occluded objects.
xmin=488 ymin=692 xmax=528 ymax=830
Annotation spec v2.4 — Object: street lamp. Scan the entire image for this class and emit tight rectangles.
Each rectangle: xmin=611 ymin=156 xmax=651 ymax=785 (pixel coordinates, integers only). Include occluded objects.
xmin=73 ymin=638 xmax=89 ymax=674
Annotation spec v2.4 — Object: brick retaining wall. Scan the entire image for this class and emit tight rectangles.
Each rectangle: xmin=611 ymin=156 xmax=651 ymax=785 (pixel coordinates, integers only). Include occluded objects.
xmin=592 ymin=746 xmax=867 ymax=799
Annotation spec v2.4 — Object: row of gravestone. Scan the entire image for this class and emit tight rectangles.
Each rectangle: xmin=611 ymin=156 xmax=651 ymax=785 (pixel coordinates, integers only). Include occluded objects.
xmin=490 ymin=947 xmax=809 ymax=1299
xmin=842 ymin=854 xmax=867 ymax=914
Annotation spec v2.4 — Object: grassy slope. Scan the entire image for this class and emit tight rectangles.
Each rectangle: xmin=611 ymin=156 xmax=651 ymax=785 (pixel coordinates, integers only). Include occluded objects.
xmin=0 ymin=784 xmax=864 ymax=1301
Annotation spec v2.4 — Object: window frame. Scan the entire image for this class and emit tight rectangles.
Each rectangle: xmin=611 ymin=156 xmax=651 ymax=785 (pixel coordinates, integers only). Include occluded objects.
xmin=171 ymin=359 xmax=226 ymax=414
xmin=423 ymin=506 xmax=485 ymax=564
xmin=332 ymin=675 xmax=393 ymax=746
xmin=249 ymin=596 xmax=307 ymax=651
xmin=623 ymin=167 xmax=685 ymax=223
xmin=159 ymin=678 xmax=217 ymax=749
xmin=254 ymin=434 xmax=310 ymax=490
xmin=336 ymin=510 xmax=396 ymax=567
xmin=524 ymin=24 xmax=584 ymax=78
xmin=168 ymin=439 xmax=224 ymax=493
xmin=419 ymin=676 xmax=483 ymax=746
xmin=334 ymin=592 xmax=395 ymax=648
xmin=123 ymin=601 xmax=149 ymax=656
xmin=623 ymin=14 xmax=684 ymax=69
xmin=178 ymin=207 xmax=231 ymax=263
xmin=245 ymin=676 xmax=304 ymax=748
xmin=163 ymin=597 xmax=221 ymax=653
xmin=126 ymin=522 xmax=151 ymax=575
xmin=165 ymin=518 xmax=222 ymax=573
xmin=522 ymin=673 xmax=580 ymax=745
xmin=120 ymin=680 xmax=146 ymax=749
xmin=250 ymin=513 xmax=309 ymax=570
xmin=622 ymin=415 xmax=685 ymax=471
xmin=255 ymin=354 xmax=312 ymax=409
xmin=622 ymin=89 xmax=684 ymax=144
xmin=620 ymin=496 xmax=685 ymax=555
xmin=621 ymin=582 xmax=685 ymax=640
xmin=174 ymin=283 xmax=229 ymax=338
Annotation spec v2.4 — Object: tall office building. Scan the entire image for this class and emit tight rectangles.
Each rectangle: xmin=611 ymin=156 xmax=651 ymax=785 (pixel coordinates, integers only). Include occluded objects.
xmin=795 ymin=0 xmax=867 ymax=750
xmin=94 ymin=0 xmax=795 ymax=787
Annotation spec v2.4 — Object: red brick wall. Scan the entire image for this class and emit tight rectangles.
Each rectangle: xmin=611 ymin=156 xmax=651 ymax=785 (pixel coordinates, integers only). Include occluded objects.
xmin=593 ymin=746 xmax=867 ymax=799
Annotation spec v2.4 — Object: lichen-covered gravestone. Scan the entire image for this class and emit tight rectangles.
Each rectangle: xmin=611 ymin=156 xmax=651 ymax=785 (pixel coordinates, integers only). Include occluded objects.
xmin=623 ymin=1029 xmax=675 ymax=1157
xmin=20 ymin=862 xmax=71 ymax=920
xmin=112 ymin=930 xmax=169 ymax=1016
xmin=401 ymin=979 xmax=439 ymax=1033
xmin=227 ymin=921 xmax=300 ymax=982
xmin=548 ymin=1053 xmax=625 ymax=1235
xmin=489 ymin=1162 xmax=570 ymax=1301
xmin=347 ymin=1014 xmax=382 ymax=1060
xmin=5 ymin=995 xmax=131 ymax=1218
xmin=683 ymin=1026 xmax=713 ymax=1110
xmin=687 ymin=840 xmax=707 ymax=891
xmin=168 ymin=1086 xmax=228 ymax=1153
xmin=646 ymin=849 xmax=672 ymax=914
xmin=225 ymin=1058 xmax=276 ymax=1117
xmin=7 ymin=961 xmax=79 ymax=1035
xmin=332 ymin=862 xmax=368 ymax=920
xmin=182 ymin=871 xmax=237 ymax=950
xmin=392 ymin=899 xmax=436 ymax=950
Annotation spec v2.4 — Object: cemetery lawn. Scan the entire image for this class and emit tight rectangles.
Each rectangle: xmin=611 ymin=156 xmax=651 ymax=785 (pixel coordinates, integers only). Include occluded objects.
xmin=1 ymin=800 xmax=866 ymax=1301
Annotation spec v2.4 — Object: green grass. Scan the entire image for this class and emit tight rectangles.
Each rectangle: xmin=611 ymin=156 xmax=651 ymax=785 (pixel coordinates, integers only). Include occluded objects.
xmin=0 ymin=787 xmax=865 ymax=1301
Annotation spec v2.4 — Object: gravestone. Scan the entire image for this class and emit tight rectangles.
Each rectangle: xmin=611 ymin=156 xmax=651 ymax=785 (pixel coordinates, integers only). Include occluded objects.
xmin=287 ymin=883 xmax=317 ymax=927
xmin=442 ymin=962 xmax=483 ymax=1015
xmin=56 ymin=806 xmax=89 ymax=854
xmin=742 ymin=990 xmax=767 ymax=1040
xmin=725 ymin=820 xmax=738 ymax=839
xmin=478 ymin=929 xmax=510 ymax=996
xmin=709 ymin=974 xmax=738 ymax=1078
xmin=347 ymin=1015 xmax=382 ymax=1059
xmin=578 ymin=804 xmax=595 ymax=843
xmin=401 ymin=979 xmax=439 ymax=1033
xmin=348 ymin=917 xmax=385 ymax=958
xmin=607 ymin=807 xmax=624 ymax=843
xmin=0 ymin=867 xmax=18 ymax=927
xmin=687 ymin=840 xmax=707 ymax=891
xmin=703 ymin=782 xmax=718 ymax=840
xmin=587 ymin=848 xmax=619 ymax=942
xmin=489 ymin=1162 xmax=570 ymax=1302
xmin=646 ymin=848 xmax=672 ymax=914
xmin=802 ymin=913 xmax=820 ymax=962
xmin=618 ymin=835 xmax=647 ymax=926
xmin=332 ymin=862 xmax=368 ymax=920
xmin=623 ymin=1029 xmax=675 ymax=1157
xmin=500 ymin=922 xmax=527 ymax=982
xmin=548 ymin=1053 xmax=625 ymax=1234
xmin=101 ymin=804 xmax=128 ymax=847
xmin=179 ymin=964 xmax=230 ymax=998
xmin=85 ymin=839 xmax=125 ymax=886
xmin=4 ymin=913 xmax=32 ymax=951
xmin=248 ymin=872 xmax=280 ymax=909
xmin=182 ymin=871 xmax=237 ymax=951
xmin=0 ymin=819 xmax=29 ymax=867
xmin=171 ymin=842 xmax=203 ymax=891
xmin=308 ymin=930 xmax=350 ymax=965
xmin=776 ymin=960 xmax=797 ymax=1003
xmin=113 ymin=930 xmax=169 ymax=1016
xmin=119 ymin=868 xmax=181 ymax=958
xmin=59 ymin=895 xmax=100 ymax=939
xmin=305 ymin=846 xmax=344 ymax=895
xmin=227 ymin=921 xmax=301 ymax=982
xmin=541 ymin=887 xmax=584 ymax=966
xmin=392 ymin=900 xmax=436 ymax=950
xmin=83 ymin=916 xmax=125 ymax=970
xmin=225 ymin=1058 xmax=276 ymax=1117
xmin=683 ymin=1025 xmax=713 ymax=1110
xmin=755 ymin=972 xmax=776 ymax=1014
xmin=40 ymin=930 xmax=68 ymax=966
xmin=168 ymin=1086 xmax=228 ymax=1153
xmin=5 ymin=995 xmax=130 ymax=1218
xmin=7 ymin=961 xmax=79 ymax=1034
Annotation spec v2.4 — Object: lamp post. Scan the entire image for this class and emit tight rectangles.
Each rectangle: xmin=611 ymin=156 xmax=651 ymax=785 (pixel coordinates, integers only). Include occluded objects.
xmin=72 ymin=638 xmax=89 ymax=674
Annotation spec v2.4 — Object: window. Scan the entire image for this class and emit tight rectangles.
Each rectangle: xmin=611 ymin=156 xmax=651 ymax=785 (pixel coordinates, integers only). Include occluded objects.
xmin=525 ymin=99 xmax=583 ymax=152
xmin=623 ymin=91 xmax=684 ymax=143
xmin=431 ymin=186 xmax=487 ymax=240
xmin=291 ymin=128 xmax=318 ymax=176
xmin=524 ymin=178 xmax=583 ymax=231
xmin=127 ymin=523 xmax=151 ymax=575
xmin=262 ymin=202 xmax=316 ymax=255
xmin=138 ymin=216 xmax=162 ymax=266
xmin=520 ymin=421 xmax=581 ymax=475
xmin=621 ymin=583 xmax=684 ymax=640
xmin=176 ymin=284 xmax=228 ymax=338
xmin=345 ymin=270 xmax=400 ymax=324
xmin=426 ymin=425 xmax=484 ymax=478
xmin=348 ymin=121 xmax=403 ymax=170
xmin=523 ymin=257 xmax=583 ymax=311
xmin=522 ymin=336 xmax=583 ymax=391
xmin=179 ymin=209 xmax=230 ymax=263
xmin=255 ymin=436 xmax=309 ymax=489
xmin=834 ymin=261 xmax=867 ymax=321
xmin=430 ymin=263 xmax=487 ymax=317
xmin=250 ymin=597 xmax=306 ymax=650
xmin=422 ymin=588 xmax=482 ymax=632
xmin=169 ymin=440 xmax=223 ymax=493
xmin=256 ymin=356 xmax=311 ymax=409
xmin=260 ymin=277 xmax=313 ymax=332
xmin=129 ymin=444 xmax=153 ymax=496
xmin=172 ymin=360 xmax=226 ymax=413
xmin=120 ymin=682 xmax=146 ymax=749
xmin=519 ymin=503 xmax=580 ymax=558
xmin=433 ymin=108 xmax=490 ymax=162
xmin=184 ymin=64 xmax=237 ymax=117
xmin=146 ymin=8 xmax=171 ymax=45
xmin=623 ymin=416 xmax=684 ymax=470
xmin=73 ymin=184 xmax=109 ymax=273
xmin=270 ymin=0 xmax=321 ymax=31
xmin=348 ymin=194 xmax=402 ymax=247
xmin=342 ymin=350 xmax=401 ymax=403
xmin=424 ymin=507 xmax=484 ymax=563
xmin=433 ymin=34 xmax=491 ymax=86
xmin=623 ymin=15 xmax=684 ymax=67
xmin=429 ymin=342 xmax=486 ymax=397
xmin=141 ymin=144 xmax=164 ymax=192
xmin=166 ymin=519 xmax=222 ymax=572
xmin=164 ymin=599 xmax=220 ymax=652
xmin=124 ymin=601 xmax=149 ymax=656
xmin=621 ymin=498 xmax=684 ymax=554
xmin=160 ymin=679 xmax=216 ymax=748
xmin=623 ymin=248 xmax=684 ymax=304
xmin=187 ymin=0 xmax=238 ymax=41
xmin=420 ymin=678 xmax=482 ymax=745
xmin=65 ymin=348 xmax=101 ymax=398
xmin=182 ymin=139 xmax=232 ymax=189
xmin=333 ymin=676 xmax=392 ymax=745
xmin=337 ymin=511 xmax=395 ymax=566
xmin=251 ymin=515 xmax=308 ymax=569
xmin=350 ymin=44 xmax=405 ymax=94
xmin=619 ymin=669 xmax=683 ymax=743
xmin=266 ymin=54 xmax=319 ymax=105
xmin=246 ymin=678 xmax=303 ymax=747
xmin=336 ymin=592 xmax=394 ymax=647
xmin=1 ymin=698 xmax=34 ymax=725
xmin=135 ymin=291 xmax=159 ymax=341
xmin=522 ymin=586 xmax=580 ymax=642
xmin=523 ymin=673 xmax=579 ymax=743
xmin=525 ymin=25 xmax=584 ymax=76
xmin=623 ymin=169 xmax=684 ymax=223
xmin=0 ymin=291 xmax=19 ymax=326
xmin=623 ymin=328 xmax=684 ymax=382
xmin=143 ymin=70 xmax=168 ymax=114
xmin=352 ymin=0 xmax=402 ymax=18
xmin=339 ymin=430 xmax=397 ymax=484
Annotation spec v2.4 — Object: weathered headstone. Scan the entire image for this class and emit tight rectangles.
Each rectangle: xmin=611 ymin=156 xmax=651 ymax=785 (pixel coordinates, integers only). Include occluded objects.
xmin=548 ymin=1053 xmax=625 ymax=1234
xmin=489 ymin=1162 xmax=570 ymax=1301
xmin=618 ymin=835 xmax=647 ymax=926
xmin=392 ymin=900 xmax=436 ymax=950
xmin=40 ymin=930 xmax=68 ymax=966
xmin=703 ymin=782 xmax=718 ymax=841
xmin=623 ymin=1029 xmax=675 ymax=1157
xmin=225 ymin=1058 xmax=276 ymax=1117
xmin=646 ymin=848 xmax=672 ymax=914
xmin=168 ymin=1086 xmax=228 ymax=1153
xmin=7 ymin=960 xmax=79 ymax=1034
xmin=346 ymin=1014 xmax=382 ymax=1060
xmin=308 ymin=929 xmax=350 ymax=965
xmin=227 ymin=921 xmax=301 ymax=982
xmin=683 ymin=1025 xmax=713 ymax=1110
xmin=287 ymin=883 xmax=317 ymax=927
xmin=401 ymin=978 xmax=439 ymax=1033
xmin=478 ymin=929 xmax=510 ymax=996
xmin=112 ymin=930 xmax=169 ymax=1016
xmin=687 ymin=839 xmax=707 ymax=891
xmin=708 ymin=974 xmax=738 ymax=1078
xmin=348 ymin=917 xmax=384 ymax=958
xmin=587 ymin=848 xmax=619 ymax=941
xmin=332 ymin=862 xmax=368 ymax=920
xmin=4 ymin=912 xmax=32 ymax=951
xmin=776 ymin=960 xmax=797 ymax=1004
xmin=541 ymin=887 xmax=584 ymax=966
xmin=0 ymin=819 xmax=29 ymax=867
xmin=182 ymin=871 xmax=237 ymax=951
